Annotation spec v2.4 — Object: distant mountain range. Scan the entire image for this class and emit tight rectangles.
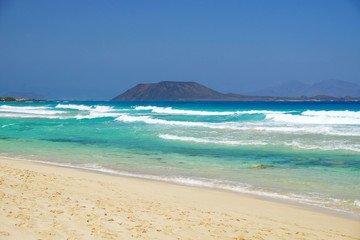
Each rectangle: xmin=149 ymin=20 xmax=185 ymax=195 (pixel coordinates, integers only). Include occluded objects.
xmin=249 ymin=80 xmax=360 ymax=97
xmin=112 ymin=80 xmax=360 ymax=101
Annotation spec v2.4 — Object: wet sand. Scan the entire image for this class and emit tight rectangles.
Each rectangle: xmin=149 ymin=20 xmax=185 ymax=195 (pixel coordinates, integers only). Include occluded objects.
xmin=0 ymin=157 xmax=359 ymax=239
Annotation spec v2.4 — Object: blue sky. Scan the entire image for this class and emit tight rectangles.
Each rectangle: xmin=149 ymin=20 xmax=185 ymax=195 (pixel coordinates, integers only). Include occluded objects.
xmin=1 ymin=0 xmax=359 ymax=100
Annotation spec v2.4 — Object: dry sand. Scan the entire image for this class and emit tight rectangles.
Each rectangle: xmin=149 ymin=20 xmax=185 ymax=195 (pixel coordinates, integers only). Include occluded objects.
xmin=0 ymin=157 xmax=359 ymax=240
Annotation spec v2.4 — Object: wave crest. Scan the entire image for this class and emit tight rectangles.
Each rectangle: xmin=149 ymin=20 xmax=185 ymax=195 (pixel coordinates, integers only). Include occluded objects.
xmin=134 ymin=105 xmax=278 ymax=116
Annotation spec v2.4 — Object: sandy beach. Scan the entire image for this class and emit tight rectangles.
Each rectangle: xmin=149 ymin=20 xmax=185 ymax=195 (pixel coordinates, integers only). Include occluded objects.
xmin=0 ymin=157 xmax=359 ymax=240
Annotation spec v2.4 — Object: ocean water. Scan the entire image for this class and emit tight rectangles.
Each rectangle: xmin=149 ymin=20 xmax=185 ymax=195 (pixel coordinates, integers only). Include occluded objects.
xmin=1 ymin=101 xmax=359 ymax=218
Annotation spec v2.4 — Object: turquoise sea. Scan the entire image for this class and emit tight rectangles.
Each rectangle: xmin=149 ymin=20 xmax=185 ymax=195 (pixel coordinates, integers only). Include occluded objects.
xmin=1 ymin=101 xmax=359 ymax=218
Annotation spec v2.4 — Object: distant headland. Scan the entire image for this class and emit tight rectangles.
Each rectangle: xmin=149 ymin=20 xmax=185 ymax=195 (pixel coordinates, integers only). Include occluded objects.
xmin=111 ymin=81 xmax=360 ymax=101
xmin=0 ymin=96 xmax=46 ymax=102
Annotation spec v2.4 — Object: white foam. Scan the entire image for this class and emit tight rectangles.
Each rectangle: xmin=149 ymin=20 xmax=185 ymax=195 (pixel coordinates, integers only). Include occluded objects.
xmin=74 ymin=105 xmax=119 ymax=119
xmin=0 ymin=105 xmax=62 ymax=115
xmin=2 ymin=124 xmax=14 ymax=128
xmin=93 ymin=105 xmax=114 ymax=112
xmin=56 ymin=104 xmax=119 ymax=119
xmin=244 ymin=125 xmax=360 ymax=136
xmin=159 ymin=134 xmax=267 ymax=146
xmin=55 ymin=104 xmax=92 ymax=111
xmin=303 ymin=110 xmax=360 ymax=118
xmin=167 ymin=179 xmax=358 ymax=215
xmin=159 ymin=134 xmax=360 ymax=152
xmin=134 ymin=106 xmax=157 ymax=110
xmin=134 ymin=105 xmax=279 ymax=116
xmin=116 ymin=114 xmax=212 ymax=127
xmin=135 ymin=106 xmax=237 ymax=115
xmin=75 ymin=111 xmax=121 ymax=119
xmin=0 ymin=104 xmax=122 ymax=120
xmin=284 ymin=141 xmax=360 ymax=153
xmin=127 ymin=107 xmax=360 ymax=137
xmin=115 ymin=113 xmax=360 ymax=137
xmin=0 ymin=113 xmax=67 ymax=119
xmin=116 ymin=113 xmax=263 ymax=129
xmin=0 ymin=105 xmax=48 ymax=110
xmin=167 ymin=178 xmax=339 ymax=212
xmin=266 ymin=110 xmax=360 ymax=125
xmin=0 ymin=105 xmax=64 ymax=118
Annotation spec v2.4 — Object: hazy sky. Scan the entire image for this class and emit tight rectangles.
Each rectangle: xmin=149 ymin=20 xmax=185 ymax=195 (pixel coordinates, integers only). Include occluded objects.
xmin=1 ymin=0 xmax=360 ymax=100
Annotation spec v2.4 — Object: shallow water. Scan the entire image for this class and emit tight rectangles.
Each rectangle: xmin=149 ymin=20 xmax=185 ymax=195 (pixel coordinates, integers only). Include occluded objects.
xmin=1 ymin=101 xmax=359 ymax=217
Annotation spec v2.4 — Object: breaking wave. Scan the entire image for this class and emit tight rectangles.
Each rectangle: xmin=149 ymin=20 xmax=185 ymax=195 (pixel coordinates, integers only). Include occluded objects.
xmin=55 ymin=104 xmax=93 ymax=111
xmin=134 ymin=105 xmax=280 ymax=116
xmin=0 ymin=105 xmax=63 ymax=118
xmin=267 ymin=110 xmax=360 ymax=125
xmin=115 ymin=113 xmax=360 ymax=136
xmin=159 ymin=134 xmax=267 ymax=146
xmin=159 ymin=134 xmax=360 ymax=152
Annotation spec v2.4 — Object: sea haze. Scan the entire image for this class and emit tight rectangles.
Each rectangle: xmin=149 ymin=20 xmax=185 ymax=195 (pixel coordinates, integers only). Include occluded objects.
xmin=249 ymin=80 xmax=360 ymax=97
xmin=0 ymin=101 xmax=359 ymax=219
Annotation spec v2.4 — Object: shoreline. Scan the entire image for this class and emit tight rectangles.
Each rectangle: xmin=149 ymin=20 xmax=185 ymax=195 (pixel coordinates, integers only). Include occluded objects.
xmin=3 ymin=156 xmax=359 ymax=221
xmin=0 ymin=157 xmax=359 ymax=239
